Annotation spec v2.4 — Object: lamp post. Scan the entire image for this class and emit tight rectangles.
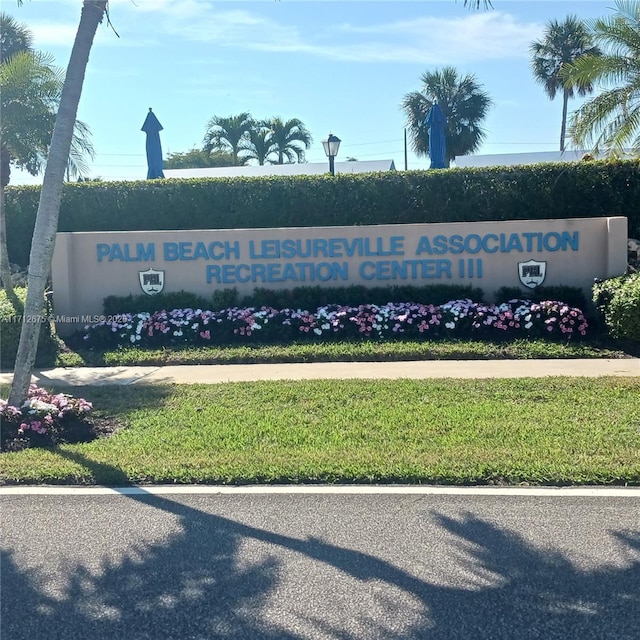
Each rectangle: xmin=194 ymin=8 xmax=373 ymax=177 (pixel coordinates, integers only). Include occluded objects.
xmin=322 ymin=133 xmax=341 ymax=176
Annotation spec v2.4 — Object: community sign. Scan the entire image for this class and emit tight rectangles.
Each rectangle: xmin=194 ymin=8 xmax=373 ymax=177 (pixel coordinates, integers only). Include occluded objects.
xmin=51 ymin=217 xmax=627 ymax=334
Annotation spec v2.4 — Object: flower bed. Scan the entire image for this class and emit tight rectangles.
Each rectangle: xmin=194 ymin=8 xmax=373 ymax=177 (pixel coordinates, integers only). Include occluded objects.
xmin=81 ymin=299 xmax=589 ymax=349
xmin=1 ymin=385 xmax=93 ymax=451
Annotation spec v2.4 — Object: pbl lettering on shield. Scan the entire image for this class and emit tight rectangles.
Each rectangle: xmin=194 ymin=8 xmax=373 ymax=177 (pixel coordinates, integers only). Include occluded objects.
xmin=518 ymin=260 xmax=546 ymax=289
xmin=139 ymin=268 xmax=164 ymax=295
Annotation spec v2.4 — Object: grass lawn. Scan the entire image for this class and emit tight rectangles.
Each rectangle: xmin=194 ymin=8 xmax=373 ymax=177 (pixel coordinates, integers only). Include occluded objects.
xmin=57 ymin=336 xmax=639 ymax=367
xmin=1 ymin=377 xmax=639 ymax=486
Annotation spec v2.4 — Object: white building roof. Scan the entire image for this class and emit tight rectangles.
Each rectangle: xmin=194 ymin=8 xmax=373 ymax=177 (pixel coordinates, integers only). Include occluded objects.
xmin=454 ymin=150 xmax=608 ymax=168
xmin=163 ymin=160 xmax=396 ymax=179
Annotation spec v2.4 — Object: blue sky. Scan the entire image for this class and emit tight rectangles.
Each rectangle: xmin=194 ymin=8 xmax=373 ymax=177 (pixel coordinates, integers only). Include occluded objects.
xmin=9 ymin=0 xmax=615 ymax=184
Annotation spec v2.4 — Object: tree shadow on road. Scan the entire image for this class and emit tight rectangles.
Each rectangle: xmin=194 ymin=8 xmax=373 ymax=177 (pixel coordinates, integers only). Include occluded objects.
xmin=2 ymin=455 xmax=640 ymax=639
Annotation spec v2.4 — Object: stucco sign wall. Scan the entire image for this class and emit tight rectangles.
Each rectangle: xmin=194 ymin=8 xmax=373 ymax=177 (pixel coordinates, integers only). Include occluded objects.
xmin=52 ymin=217 xmax=627 ymax=335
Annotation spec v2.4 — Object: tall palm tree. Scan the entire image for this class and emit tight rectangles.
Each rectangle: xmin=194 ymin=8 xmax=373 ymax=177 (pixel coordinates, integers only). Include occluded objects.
xmin=1 ymin=13 xmax=39 ymax=296
xmin=1 ymin=51 xmax=62 ymax=181
xmin=1 ymin=18 xmax=94 ymax=297
xmin=241 ymin=123 xmax=278 ymax=165
xmin=10 ymin=0 xmax=107 ymax=407
xmin=564 ymin=0 xmax=640 ymax=157
xmin=265 ymin=117 xmax=312 ymax=164
xmin=530 ymin=15 xmax=601 ymax=152
xmin=0 ymin=50 xmax=59 ymax=296
xmin=203 ymin=112 xmax=254 ymax=166
xmin=401 ymin=66 xmax=492 ymax=167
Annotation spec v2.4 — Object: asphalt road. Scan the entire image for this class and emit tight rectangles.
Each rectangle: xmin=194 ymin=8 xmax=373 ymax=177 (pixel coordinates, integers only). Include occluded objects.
xmin=2 ymin=489 xmax=640 ymax=640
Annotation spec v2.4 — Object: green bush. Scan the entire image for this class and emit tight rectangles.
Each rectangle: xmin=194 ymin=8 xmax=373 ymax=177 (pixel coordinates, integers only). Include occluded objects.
xmin=104 ymin=284 xmax=485 ymax=317
xmin=211 ymin=288 xmax=239 ymax=310
xmin=241 ymin=284 xmax=484 ymax=310
xmin=6 ymin=160 xmax=639 ymax=268
xmin=0 ymin=288 xmax=59 ymax=370
xmin=593 ymin=273 xmax=640 ymax=342
xmin=494 ymin=285 xmax=588 ymax=310
xmin=103 ymin=290 xmax=210 ymax=315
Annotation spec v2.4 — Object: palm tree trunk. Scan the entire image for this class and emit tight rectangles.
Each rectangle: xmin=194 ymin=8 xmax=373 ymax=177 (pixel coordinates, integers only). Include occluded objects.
xmin=560 ymin=88 xmax=569 ymax=152
xmin=9 ymin=0 xmax=107 ymax=407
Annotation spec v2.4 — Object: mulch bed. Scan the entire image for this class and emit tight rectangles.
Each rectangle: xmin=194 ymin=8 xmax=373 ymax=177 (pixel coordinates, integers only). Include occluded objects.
xmin=1 ymin=414 xmax=126 ymax=453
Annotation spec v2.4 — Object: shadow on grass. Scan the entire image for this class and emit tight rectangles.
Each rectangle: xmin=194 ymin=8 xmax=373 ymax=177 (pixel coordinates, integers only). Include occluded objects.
xmin=3 ymin=451 xmax=640 ymax=639
xmin=1 ymin=385 xmax=176 ymax=457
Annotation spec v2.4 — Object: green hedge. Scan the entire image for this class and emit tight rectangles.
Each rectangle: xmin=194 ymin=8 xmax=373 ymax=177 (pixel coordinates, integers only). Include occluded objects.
xmin=6 ymin=160 xmax=639 ymax=267
xmin=102 ymin=284 xmax=485 ymax=316
xmin=593 ymin=273 xmax=640 ymax=342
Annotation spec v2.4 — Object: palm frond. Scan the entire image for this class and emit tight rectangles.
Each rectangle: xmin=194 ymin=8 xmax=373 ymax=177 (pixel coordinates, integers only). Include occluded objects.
xmin=401 ymin=67 xmax=491 ymax=164
xmin=566 ymin=0 xmax=640 ymax=157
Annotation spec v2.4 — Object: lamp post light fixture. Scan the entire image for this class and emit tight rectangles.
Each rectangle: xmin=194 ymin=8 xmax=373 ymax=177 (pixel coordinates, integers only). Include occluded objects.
xmin=322 ymin=133 xmax=341 ymax=176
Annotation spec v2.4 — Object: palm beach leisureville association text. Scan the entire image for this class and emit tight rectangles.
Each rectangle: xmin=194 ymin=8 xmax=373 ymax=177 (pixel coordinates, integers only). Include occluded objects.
xmin=95 ymin=230 xmax=579 ymax=285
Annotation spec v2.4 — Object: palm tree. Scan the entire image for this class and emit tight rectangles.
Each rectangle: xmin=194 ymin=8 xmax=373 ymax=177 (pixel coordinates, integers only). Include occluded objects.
xmin=564 ymin=0 xmax=640 ymax=157
xmin=0 ymin=50 xmax=59 ymax=296
xmin=265 ymin=117 xmax=312 ymax=164
xmin=164 ymin=148 xmax=241 ymax=169
xmin=203 ymin=112 xmax=254 ymax=166
xmin=1 ymin=51 xmax=62 ymax=180
xmin=401 ymin=66 xmax=492 ymax=167
xmin=530 ymin=15 xmax=601 ymax=152
xmin=1 ymin=13 xmax=39 ymax=296
xmin=0 ymin=17 xmax=94 ymax=297
xmin=0 ymin=11 xmax=32 ymax=63
xmin=10 ymin=0 xmax=107 ymax=407
xmin=241 ymin=122 xmax=278 ymax=165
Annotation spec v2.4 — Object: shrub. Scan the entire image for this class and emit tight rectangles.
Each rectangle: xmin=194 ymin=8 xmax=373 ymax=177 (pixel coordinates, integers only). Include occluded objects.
xmin=0 ymin=384 xmax=93 ymax=451
xmin=242 ymin=284 xmax=484 ymax=310
xmin=6 ymin=160 xmax=640 ymax=268
xmin=494 ymin=285 xmax=588 ymax=311
xmin=81 ymin=298 xmax=589 ymax=349
xmin=103 ymin=290 xmax=210 ymax=316
xmin=211 ymin=288 xmax=239 ymax=310
xmin=103 ymin=285 xmax=484 ymax=319
xmin=0 ymin=288 xmax=58 ymax=370
xmin=593 ymin=273 xmax=640 ymax=342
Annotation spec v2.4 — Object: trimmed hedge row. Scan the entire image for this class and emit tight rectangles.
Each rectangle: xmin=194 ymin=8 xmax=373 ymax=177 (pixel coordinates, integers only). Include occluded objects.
xmin=102 ymin=284 xmax=485 ymax=316
xmin=6 ymin=160 xmax=640 ymax=267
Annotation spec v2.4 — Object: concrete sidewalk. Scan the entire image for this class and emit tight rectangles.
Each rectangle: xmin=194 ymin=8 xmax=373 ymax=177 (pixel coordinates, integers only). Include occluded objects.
xmin=0 ymin=359 xmax=638 ymax=386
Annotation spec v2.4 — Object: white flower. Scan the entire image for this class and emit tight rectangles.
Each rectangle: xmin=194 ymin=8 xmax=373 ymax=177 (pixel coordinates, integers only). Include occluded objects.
xmin=313 ymin=328 xmax=322 ymax=335
xmin=22 ymin=399 xmax=58 ymax=413
xmin=445 ymin=322 xmax=455 ymax=329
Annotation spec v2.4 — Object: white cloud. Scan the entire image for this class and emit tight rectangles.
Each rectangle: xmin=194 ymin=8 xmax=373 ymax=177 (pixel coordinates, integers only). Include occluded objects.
xmin=29 ymin=22 xmax=79 ymax=47
xmin=334 ymin=11 xmax=543 ymax=63
xmin=154 ymin=6 xmax=543 ymax=64
xmin=37 ymin=3 xmax=544 ymax=65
